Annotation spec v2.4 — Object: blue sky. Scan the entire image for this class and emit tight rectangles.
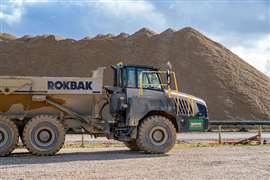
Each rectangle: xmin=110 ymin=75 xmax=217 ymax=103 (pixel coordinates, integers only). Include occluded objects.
xmin=0 ymin=0 xmax=269 ymax=76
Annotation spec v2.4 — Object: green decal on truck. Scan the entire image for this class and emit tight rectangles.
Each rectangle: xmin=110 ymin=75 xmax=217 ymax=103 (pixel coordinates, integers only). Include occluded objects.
xmin=188 ymin=119 xmax=204 ymax=131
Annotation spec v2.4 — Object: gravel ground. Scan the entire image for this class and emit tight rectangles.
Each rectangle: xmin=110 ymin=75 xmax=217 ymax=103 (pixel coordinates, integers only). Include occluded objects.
xmin=65 ymin=132 xmax=270 ymax=145
xmin=1 ymin=133 xmax=270 ymax=180
xmin=0 ymin=146 xmax=270 ymax=180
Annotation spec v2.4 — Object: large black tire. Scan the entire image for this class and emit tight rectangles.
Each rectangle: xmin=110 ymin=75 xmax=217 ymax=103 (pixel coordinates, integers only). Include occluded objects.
xmin=124 ymin=140 xmax=140 ymax=151
xmin=0 ymin=116 xmax=19 ymax=156
xmin=136 ymin=115 xmax=176 ymax=154
xmin=23 ymin=115 xmax=65 ymax=156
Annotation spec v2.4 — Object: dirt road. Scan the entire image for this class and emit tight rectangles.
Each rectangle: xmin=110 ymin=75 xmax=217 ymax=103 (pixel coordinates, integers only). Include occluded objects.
xmin=0 ymin=146 xmax=269 ymax=180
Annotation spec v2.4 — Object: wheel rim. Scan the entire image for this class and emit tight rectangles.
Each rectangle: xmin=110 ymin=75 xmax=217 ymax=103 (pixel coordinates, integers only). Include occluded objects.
xmin=149 ymin=126 xmax=168 ymax=146
xmin=31 ymin=123 xmax=58 ymax=150
xmin=37 ymin=129 xmax=53 ymax=144
xmin=0 ymin=127 xmax=9 ymax=148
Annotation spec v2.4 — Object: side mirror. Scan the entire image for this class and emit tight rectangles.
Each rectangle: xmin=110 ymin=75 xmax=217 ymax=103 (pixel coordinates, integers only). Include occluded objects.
xmin=166 ymin=70 xmax=171 ymax=86
xmin=167 ymin=61 xmax=172 ymax=70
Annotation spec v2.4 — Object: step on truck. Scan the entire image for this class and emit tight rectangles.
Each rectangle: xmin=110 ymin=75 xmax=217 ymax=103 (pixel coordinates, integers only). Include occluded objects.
xmin=0 ymin=63 xmax=208 ymax=156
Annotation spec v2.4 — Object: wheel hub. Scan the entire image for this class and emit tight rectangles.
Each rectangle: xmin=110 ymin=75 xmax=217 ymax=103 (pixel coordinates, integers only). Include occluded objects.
xmin=149 ymin=126 xmax=168 ymax=146
xmin=34 ymin=126 xmax=55 ymax=147
xmin=152 ymin=130 xmax=164 ymax=142
xmin=37 ymin=129 xmax=52 ymax=143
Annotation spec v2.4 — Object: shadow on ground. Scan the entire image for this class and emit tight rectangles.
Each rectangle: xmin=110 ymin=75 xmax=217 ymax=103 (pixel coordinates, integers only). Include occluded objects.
xmin=0 ymin=149 xmax=168 ymax=166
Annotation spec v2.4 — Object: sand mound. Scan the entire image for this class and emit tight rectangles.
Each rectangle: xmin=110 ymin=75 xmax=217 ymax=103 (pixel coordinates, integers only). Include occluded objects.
xmin=32 ymin=34 xmax=65 ymax=41
xmin=129 ymin=28 xmax=156 ymax=39
xmin=160 ymin=28 xmax=175 ymax=36
xmin=16 ymin=34 xmax=65 ymax=42
xmin=0 ymin=27 xmax=269 ymax=120
xmin=93 ymin=34 xmax=114 ymax=40
xmin=80 ymin=36 xmax=92 ymax=41
xmin=115 ymin=33 xmax=129 ymax=39
xmin=17 ymin=35 xmax=34 ymax=41
xmin=0 ymin=33 xmax=17 ymax=41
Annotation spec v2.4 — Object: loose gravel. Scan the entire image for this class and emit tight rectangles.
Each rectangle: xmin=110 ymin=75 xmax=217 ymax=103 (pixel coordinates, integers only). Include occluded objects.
xmin=0 ymin=146 xmax=270 ymax=180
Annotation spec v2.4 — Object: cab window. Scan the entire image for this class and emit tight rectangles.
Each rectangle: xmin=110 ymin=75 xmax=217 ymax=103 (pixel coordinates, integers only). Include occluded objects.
xmin=138 ymin=69 xmax=162 ymax=90
xmin=123 ymin=67 xmax=162 ymax=90
xmin=123 ymin=67 xmax=136 ymax=88
xmin=148 ymin=73 xmax=161 ymax=89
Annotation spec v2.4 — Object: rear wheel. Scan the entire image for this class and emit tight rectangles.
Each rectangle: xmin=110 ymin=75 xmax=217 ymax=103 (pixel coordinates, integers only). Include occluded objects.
xmin=124 ymin=140 xmax=140 ymax=151
xmin=23 ymin=115 xmax=65 ymax=156
xmin=136 ymin=115 xmax=176 ymax=154
xmin=0 ymin=116 xmax=19 ymax=156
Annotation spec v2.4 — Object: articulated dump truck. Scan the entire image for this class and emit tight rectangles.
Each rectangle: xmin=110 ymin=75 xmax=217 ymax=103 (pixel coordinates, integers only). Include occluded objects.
xmin=0 ymin=63 xmax=208 ymax=156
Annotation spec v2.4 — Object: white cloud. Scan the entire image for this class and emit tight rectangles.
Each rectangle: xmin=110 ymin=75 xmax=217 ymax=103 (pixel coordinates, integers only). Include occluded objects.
xmin=265 ymin=60 xmax=270 ymax=76
xmin=96 ymin=0 xmax=157 ymax=16
xmin=230 ymin=34 xmax=270 ymax=76
xmin=0 ymin=0 xmax=23 ymax=24
xmin=1 ymin=0 xmax=167 ymax=32
xmin=0 ymin=0 xmax=48 ymax=25
xmin=92 ymin=0 xmax=167 ymax=31
xmin=209 ymin=33 xmax=270 ymax=76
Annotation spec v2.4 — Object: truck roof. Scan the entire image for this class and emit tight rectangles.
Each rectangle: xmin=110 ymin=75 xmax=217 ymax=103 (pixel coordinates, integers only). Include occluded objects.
xmin=111 ymin=63 xmax=159 ymax=71
xmin=123 ymin=64 xmax=158 ymax=70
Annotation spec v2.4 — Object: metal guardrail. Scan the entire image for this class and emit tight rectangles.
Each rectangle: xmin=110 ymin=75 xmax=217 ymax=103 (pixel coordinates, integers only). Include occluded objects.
xmin=209 ymin=120 xmax=270 ymax=126
xmin=208 ymin=120 xmax=270 ymax=145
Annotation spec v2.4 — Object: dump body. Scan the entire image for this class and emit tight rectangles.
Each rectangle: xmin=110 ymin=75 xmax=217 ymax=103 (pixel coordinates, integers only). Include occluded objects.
xmin=0 ymin=67 xmax=105 ymax=118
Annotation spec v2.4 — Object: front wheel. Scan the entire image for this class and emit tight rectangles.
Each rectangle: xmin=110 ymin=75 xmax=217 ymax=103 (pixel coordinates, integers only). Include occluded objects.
xmin=136 ymin=115 xmax=176 ymax=154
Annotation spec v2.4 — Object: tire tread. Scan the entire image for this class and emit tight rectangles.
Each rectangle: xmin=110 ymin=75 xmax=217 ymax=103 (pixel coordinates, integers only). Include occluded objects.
xmin=136 ymin=115 xmax=176 ymax=154
xmin=0 ymin=116 xmax=19 ymax=156
xmin=23 ymin=115 xmax=65 ymax=156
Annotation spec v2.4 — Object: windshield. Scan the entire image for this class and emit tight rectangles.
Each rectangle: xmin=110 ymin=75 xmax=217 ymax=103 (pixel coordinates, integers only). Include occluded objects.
xmin=123 ymin=67 xmax=162 ymax=90
xmin=140 ymin=71 xmax=162 ymax=89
